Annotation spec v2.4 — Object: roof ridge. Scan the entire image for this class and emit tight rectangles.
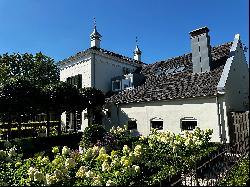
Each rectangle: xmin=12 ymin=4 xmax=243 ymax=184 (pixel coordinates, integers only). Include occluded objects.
xmin=152 ymin=41 xmax=233 ymax=65
xmin=58 ymin=46 xmax=144 ymax=65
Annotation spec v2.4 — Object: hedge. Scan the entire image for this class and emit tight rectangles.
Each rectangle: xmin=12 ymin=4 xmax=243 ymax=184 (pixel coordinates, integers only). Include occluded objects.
xmin=0 ymin=132 xmax=83 ymax=158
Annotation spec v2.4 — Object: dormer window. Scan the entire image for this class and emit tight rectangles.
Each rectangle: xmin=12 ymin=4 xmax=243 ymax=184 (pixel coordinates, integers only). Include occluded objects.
xmin=112 ymin=80 xmax=121 ymax=91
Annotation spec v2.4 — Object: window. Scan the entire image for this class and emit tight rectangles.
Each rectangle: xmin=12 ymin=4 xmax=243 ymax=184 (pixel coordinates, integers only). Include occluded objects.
xmin=181 ymin=119 xmax=197 ymax=131
xmin=128 ymin=120 xmax=137 ymax=130
xmin=151 ymin=120 xmax=163 ymax=130
xmin=112 ymin=80 xmax=121 ymax=91
xmin=66 ymin=74 xmax=82 ymax=89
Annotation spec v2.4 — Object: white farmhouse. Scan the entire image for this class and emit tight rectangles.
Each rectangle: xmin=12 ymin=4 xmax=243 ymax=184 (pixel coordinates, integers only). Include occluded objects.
xmin=58 ymin=25 xmax=143 ymax=131
xmin=58 ymin=26 xmax=249 ymax=143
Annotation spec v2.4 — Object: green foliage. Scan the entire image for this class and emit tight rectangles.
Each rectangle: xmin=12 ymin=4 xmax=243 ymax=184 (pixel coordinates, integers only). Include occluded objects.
xmin=0 ymin=52 xmax=59 ymax=87
xmin=218 ymin=154 xmax=249 ymax=186
xmin=0 ymin=127 xmax=226 ymax=186
xmin=79 ymin=124 xmax=106 ymax=149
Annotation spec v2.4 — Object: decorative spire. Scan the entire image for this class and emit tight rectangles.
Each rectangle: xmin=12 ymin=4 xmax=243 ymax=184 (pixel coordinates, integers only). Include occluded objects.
xmin=133 ymin=36 xmax=142 ymax=61
xmin=134 ymin=36 xmax=141 ymax=54
xmin=90 ymin=17 xmax=102 ymax=48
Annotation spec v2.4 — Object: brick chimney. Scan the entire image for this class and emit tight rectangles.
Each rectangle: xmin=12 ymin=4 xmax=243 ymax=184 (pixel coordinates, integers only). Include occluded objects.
xmin=189 ymin=26 xmax=212 ymax=73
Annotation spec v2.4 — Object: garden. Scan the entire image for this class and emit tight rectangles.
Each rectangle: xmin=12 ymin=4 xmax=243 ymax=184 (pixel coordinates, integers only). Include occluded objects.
xmin=0 ymin=52 xmax=249 ymax=186
xmin=0 ymin=124 xmax=228 ymax=186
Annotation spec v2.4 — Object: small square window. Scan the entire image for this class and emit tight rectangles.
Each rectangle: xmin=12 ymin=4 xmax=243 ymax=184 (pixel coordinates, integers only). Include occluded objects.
xmin=181 ymin=120 xmax=197 ymax=131
xmin=128 ymin=120 xmax=137 ymax=130
xmin=151 ymin=120 xmax=163 ymax=130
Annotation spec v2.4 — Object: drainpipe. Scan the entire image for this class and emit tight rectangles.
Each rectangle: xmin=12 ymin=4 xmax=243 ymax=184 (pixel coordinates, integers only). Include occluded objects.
xmin=216 ymin=94 xmax=222 ymax=143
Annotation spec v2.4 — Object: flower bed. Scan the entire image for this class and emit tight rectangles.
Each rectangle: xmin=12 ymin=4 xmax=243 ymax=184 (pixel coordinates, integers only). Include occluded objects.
xmin=0 ymin=126 xmax=221 ymax=186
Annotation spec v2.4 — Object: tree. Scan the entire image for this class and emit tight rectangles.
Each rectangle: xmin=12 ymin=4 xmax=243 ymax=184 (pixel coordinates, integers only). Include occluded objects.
xmin=41 ymin=82 xmax=87 ymax=135
xmin=0 ymin=77 xmax=41 ymax=138
xmin=0 ymin=52 xmax=59 ymax=87
xmin=79 ymin=87 xmax=105 ymax=125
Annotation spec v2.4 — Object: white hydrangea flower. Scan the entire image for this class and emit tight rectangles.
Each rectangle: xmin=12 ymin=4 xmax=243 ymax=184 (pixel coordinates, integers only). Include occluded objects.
xmin=92 ymin=175 xmax=103 ymax=186
xmin=102 ymin=161 xmax=110 ymax=172
xmin=132 ymin=165 xmax=140 ymax=173
xmin=28 ymin=167 xmax=38 ymax=179
xmin=54 ymin=169 xmax=63 ymax=179
xmin=99 ymin=147 xmax=106 ymax=155
xmin=85 ymin=170 xmax=95 ymax=178
xmin=62 ymin=146 xmax=70 ymax=156
xmin=41 ymin=157 xmax=50 ymax=165
xmin=65 ymin=158 xmax=76 ymax=169
xmin=76 ymin=166 xmax=88 ymax=178
xmin=195 ymin=140 xmax=203 ymax=146
xmin=134 ymin=145 xmax=142 ymax=157
xmin=8 ymin=147 xmax=17 ymax=157
xmin=46 ymin=174 xmax=57 ymax=186
xmin=122 ymin=145 xmax=130 ymax=154
xmin=92 ymin=146 xmax=100 ymax=155
xmin=33 ymin=170 xmax=45 ymax=182
xmin=106 ymin=180 xmax=116 ymax=186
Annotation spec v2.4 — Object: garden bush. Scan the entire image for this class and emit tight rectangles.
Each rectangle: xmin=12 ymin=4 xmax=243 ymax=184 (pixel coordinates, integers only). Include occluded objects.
xmin=0 ymin=126 xmax=223 ymax=186
xmin=0 ymin=132 xmax=83 ymax=158
xmin=218 ymin=154 xmax=249 ymax=186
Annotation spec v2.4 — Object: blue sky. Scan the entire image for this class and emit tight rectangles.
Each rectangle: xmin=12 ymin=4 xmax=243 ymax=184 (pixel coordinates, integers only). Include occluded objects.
xmin=0 ymin=0 xmax=249 ymax=64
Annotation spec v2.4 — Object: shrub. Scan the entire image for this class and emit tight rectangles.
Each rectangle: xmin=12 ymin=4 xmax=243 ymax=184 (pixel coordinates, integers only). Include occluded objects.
xmin=79 ymin=124 xmax=106 ymax=150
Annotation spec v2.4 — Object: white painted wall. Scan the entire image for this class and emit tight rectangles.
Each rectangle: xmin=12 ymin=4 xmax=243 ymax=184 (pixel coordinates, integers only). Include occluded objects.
xmin=93 ymin=54 xmax=139 ymax=93
xmin=107 ymin=96 xmax=222 ymax=142
xmin=217 ymin=34 xmax=249 ymax=112
xmin=60 ymin=55 xmax=93 ymax=88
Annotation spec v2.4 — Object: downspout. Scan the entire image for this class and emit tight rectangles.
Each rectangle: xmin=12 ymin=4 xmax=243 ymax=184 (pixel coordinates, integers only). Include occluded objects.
xmin=216 ymin=94 xmax=222 ymax=143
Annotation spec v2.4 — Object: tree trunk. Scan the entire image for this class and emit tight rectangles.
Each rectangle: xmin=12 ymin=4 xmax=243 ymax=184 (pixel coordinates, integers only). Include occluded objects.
xmin=46 ymin=111 xmax=50 ymax=137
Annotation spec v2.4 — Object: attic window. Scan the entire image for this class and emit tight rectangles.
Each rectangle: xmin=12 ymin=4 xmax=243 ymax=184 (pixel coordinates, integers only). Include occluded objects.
xmin=151 ymin=118 xmax=163 ymax=130
xmin=181 ymin=118 xmax=197 ymax=131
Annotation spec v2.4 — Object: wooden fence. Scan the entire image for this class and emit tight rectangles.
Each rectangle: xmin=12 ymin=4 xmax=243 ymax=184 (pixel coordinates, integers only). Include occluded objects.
xmin=228 ymin=111 xmax=249 ymax=152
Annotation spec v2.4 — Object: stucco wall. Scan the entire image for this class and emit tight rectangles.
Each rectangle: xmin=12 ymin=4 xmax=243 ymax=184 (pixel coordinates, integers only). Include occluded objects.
xmin=218 ymin=35 xmax=249 ymax=112
xmin=93 ymin=54 xmax=139 ymax=93
xmin=108 ymin=96 xmax=221 ymax=142
xmin=60 ymin=55 xmax=92 ymax=88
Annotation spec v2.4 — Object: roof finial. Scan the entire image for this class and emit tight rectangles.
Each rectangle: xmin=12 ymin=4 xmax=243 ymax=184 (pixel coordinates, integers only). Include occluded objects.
xmin=93 ymin=17 xmax=96 ymax=29
xmin=136 ymin=36 xmax=138 ymax=45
